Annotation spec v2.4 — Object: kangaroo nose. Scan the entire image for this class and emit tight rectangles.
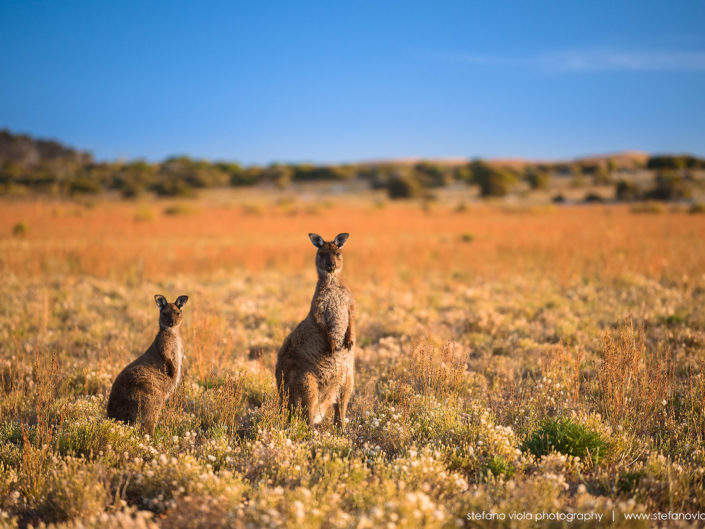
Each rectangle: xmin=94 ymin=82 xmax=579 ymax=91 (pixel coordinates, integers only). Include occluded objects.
xmin=326 ymin=265 xmax=335 ymax=272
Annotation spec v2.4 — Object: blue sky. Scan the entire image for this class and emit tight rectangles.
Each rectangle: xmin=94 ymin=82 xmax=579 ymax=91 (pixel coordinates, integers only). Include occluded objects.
xmin=1 ymin=1 xmax=704 ymax=164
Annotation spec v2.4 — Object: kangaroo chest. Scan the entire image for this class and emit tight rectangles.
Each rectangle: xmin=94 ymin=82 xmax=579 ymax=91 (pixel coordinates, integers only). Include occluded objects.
xmin=171 ymin=340 xmax=183 ymax=391
xmin=154 ymin=330 xmax=183 ymax=397
xmin=315 ymin=288 xmax=350 ymax=343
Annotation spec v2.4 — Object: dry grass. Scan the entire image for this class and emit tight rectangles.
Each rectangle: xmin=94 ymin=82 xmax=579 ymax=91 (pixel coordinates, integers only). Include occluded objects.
xmin=598 ymin=324 xmax=674 ymax=434
xmin=1 ymin=194 xmax=705 ymax=527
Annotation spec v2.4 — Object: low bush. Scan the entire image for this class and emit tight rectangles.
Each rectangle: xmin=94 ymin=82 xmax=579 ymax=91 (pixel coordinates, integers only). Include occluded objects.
xmin=522 ymin=418 xmax=607 ymax=464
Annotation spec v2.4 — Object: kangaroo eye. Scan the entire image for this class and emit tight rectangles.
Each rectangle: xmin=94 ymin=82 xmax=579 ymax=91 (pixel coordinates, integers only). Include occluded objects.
xmin=337 ymin=253 xmax=342 ymax=258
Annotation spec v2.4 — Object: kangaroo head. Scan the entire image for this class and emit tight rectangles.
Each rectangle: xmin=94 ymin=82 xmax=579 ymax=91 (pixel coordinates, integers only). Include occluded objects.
xmin=309 ymin=233 xmax=349 ymax=276
xmin=154 ymin=294 xmax=189 ymax=329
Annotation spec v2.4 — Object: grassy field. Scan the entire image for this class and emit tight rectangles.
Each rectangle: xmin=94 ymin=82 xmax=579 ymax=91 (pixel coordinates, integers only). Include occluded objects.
xmin=1 ymin=194 xmax=705 ymax=528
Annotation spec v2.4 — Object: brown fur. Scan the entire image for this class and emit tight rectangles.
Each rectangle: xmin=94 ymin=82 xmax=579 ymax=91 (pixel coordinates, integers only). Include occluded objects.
xmin=107 ymin=294 xmax=188 ymax=434
xmin=275 ymin=233 xmax=355 ymax=429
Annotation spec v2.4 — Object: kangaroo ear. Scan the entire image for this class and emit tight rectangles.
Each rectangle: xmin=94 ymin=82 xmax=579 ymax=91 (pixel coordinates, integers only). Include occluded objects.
xmin=154 ymin=294 xmax=167 ymax=310
xmin=175 ymin=295 xmax=189 ymax=309
xmin=308 ymin=233 xmax=325 ymax=248
xmin=333 ymin=233 xmax=349 ymax=248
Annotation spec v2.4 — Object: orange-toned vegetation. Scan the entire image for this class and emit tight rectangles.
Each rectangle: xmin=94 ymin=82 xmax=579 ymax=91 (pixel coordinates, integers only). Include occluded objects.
xmin=2 ymin=198 xmax=703 ymax=283
xmin=2 ymin=194 xmax=705 ymax=527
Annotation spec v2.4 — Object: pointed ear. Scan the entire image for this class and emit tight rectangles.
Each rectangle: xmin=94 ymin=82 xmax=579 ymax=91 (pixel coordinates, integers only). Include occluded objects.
xmin=308 ymin=233 xmax=324 ymax=248
xmin=154 ymin=294 xmax=167 ymax=310
xmin=175 ymin=295 xmax=189 ymax=309
xmin=333 ymin=233 xmax=349 ymax=248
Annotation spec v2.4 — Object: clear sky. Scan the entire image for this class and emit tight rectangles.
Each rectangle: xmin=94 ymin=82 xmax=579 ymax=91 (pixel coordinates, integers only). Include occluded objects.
xmin=1 ymin=1 xmax=704 ymax=164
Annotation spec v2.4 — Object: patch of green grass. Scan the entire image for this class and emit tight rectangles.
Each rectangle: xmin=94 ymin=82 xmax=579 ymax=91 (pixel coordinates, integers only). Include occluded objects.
xmin=617 ymin=471 xmax=644 ymax=493
xmin=522 ymin=418 xmax=607 ymax=464
xmin=661 ymin=312 xmax=688 ymax=326
xmin=485 ymin=455 xmax=516 ymax=477
xmin=630 ymin=201 xmax=665 ymax=214
xmin=12 ymin=221 xmax=29 ymax=236
xmin=163 ymin=203 xmax=196 ymax=215
xmin=133 ymin=205 xmax=155 ymax=222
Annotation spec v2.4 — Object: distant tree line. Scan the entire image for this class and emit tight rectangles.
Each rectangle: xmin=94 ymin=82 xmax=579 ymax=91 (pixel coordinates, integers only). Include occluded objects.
xmin=646 ymin=155 xmax=705 ymax=170
xmin=1 ymin=129 xmax=703 ymax=201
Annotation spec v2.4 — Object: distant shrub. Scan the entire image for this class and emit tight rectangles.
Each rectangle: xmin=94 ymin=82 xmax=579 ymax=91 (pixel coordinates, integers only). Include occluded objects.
xmin=523 ymin=418 xmax=607 ymax=464
xmin=228 ymin=165 xmax=262 ymax=187
xmin=66 ymin=177 xmax=102 ymax=195
xmin=647 ymin=155 xmax=705 ymax=170
xmin=453 ymin=165 xmax=473 ymax=182
xmin=241 ymin=203 xmax=265 ymax=216
xmin=152 ymin=177 xmax=197 ymax=197
xmin=413 ymin=161 xmax=452 ymax=187
xmin=133 ymin=206 xmax=155 ymax=222
xmin=630 ymin=201 xmax=664 ymax=214
xmin=459 ymin=232 xmax=474 ymax=243
xmin=387 ymin=174 xmax=425 ymax=199
xmin=551 ymin=194 xmax=566 ymax=204
xmin=645 ymin=171 xmax=693 ymax=201
xmin=689 ymin=203 xmax=705 ymax=214
xmin=553 ymin=163 xmax=577 ymax=176
xmin=12 ymin=221 xmax=28 ymax=236
xmin=570 ymin=174 xmax=585 ymax=188
xmin=163 ymin=204 xmax=196 ymax=216
xmin=525 ymin=167 xmax=550 ymax=190
xmin=583 ymin=193 xmax=604 ymax=203
xmin=593 ymin=165 xmax=613 ymax=185
xmin=291 ymin=163 xmax=350 ymax=182
xmin=615 ymin=179 xmax=640 ymax=201
xmin=470 ymin=160 xmax=518 ymax=197
xmin=114 ymin=161 xmax=155 ymax=198
xmin=262 ymin=164 xmax=293 ymax=189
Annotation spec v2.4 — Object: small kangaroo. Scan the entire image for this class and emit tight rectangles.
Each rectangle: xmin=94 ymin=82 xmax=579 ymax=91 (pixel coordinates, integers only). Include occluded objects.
xmin=276 ymin=233 xmax=355 ymax=429
xmin=107 ymin=294 xmax=188 ymax=434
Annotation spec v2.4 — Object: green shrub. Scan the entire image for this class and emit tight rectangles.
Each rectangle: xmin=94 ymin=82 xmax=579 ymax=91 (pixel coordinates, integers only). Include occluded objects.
xmin=163 ymin=204 xmax=196 ymax=216
xmin=617 ymin=471 xmax=644 ymax=493
xmin=55 ymin=418 xmax=145 ymax=460
xmin=630 ymin=201 xmax=665 ymax=214
xmin=688 ymin=203 xmax=705 ymax=214
xmin=470 ymin=160 xmax=518 ymax=197
xmin=647 ymin=155 xmax=705 ymax=170
xmin=645 ymin=171 xmax=693 ymax=201
xmin=525 ymin=168 xmax=550 ymax=190
xmin=522 ymin=418 xmax=607 ymax=464
xmin=11 ymin=222 xmax=28 ymax=237
xmin=615 ymin=179 xmax=640 ymax=201
xmin=133 ymin=206 xmax=155 ymax=222
xmin=66 ymin=177 xmax=102 ymax=195
xmin=387 ymin=174 xmax=425 ymax=199
xmin=413 ymin=162 xmax=452 ymax=187
xmin=485 ymin=455 xmax=516 ymax=477
xmin=583 ymin=193 xmax=603 ymax=203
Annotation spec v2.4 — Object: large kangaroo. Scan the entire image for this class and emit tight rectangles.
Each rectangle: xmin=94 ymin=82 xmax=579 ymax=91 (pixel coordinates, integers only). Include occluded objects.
xmin=276 ymin=233 xmax=355 ymax=429
xmin=107 ymin=294 xmax=188 ymax=434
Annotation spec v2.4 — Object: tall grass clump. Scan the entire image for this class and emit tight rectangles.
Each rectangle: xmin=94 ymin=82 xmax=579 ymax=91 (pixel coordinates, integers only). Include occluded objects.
xmin=406 ymin=340 xmax=469 ymax=399
xmin=597 ymin=324 xmax=673 ymax=435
